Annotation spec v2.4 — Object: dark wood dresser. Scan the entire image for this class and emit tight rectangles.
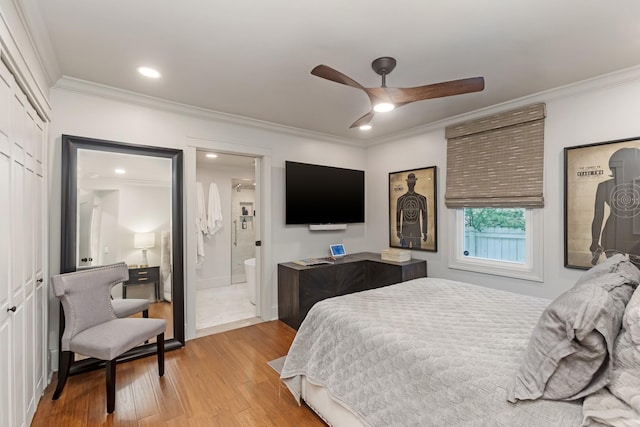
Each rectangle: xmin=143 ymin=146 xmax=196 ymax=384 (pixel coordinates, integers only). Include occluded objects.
xmin=124 ymin=266 xmax=160 ymax=301
xmin=278 ymin=252 xmax=427 ymax=330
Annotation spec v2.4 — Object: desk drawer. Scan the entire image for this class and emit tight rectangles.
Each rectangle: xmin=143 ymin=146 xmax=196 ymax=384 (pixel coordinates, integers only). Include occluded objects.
xmin=127 ymin=267 xmax=159 ymax=285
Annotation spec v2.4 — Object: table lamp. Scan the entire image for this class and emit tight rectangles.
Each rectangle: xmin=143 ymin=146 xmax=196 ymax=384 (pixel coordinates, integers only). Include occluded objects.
xmin=134 ymin=232 xmax=155 ymax=267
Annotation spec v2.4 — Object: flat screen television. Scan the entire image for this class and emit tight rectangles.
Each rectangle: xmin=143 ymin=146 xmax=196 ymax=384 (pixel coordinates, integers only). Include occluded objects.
xmin=285 ymin=161 xmax=365 ymax=225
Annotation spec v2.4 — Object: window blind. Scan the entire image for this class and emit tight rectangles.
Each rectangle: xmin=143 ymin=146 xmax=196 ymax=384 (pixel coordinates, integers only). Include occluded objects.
xmin=444 ymin=103 xmax=546 ymax=208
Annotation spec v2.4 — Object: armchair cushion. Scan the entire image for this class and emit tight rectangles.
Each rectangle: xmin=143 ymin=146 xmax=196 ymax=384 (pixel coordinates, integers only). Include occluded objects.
xmin=70 ymin=318 xmax=165 ymax=361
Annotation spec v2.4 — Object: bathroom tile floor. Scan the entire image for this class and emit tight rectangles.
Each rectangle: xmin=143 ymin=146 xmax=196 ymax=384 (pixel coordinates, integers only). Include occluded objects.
xmin=196 ymin=282 xmax=259 ymax=335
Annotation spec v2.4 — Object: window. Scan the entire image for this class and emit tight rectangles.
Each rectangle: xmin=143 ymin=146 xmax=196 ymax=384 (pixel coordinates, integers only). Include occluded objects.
xmin=444 ymin=103 xmax=546 ymax=281
xmin=449 ymin=207 xmax=543 ymax=282
xmin=463 ymin=208 xmax=526 ymax=263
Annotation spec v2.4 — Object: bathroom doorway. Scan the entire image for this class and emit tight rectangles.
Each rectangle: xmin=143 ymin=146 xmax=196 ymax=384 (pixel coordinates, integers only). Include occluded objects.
xmin=194 ymin=151 xmax=262 ymax=336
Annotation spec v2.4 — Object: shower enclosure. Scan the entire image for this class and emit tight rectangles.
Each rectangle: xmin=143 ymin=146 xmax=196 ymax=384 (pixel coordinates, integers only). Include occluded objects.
xmin=231 ymin=179 xmax=256 ymax=284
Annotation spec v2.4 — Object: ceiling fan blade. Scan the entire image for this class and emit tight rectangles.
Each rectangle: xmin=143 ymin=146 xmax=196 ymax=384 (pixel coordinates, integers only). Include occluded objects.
xmin=349 ymin=111 xmax=375 ymax=129
xmin=368 ymin=77 xmax=485 ymax=104
xmin=312 ymin=65 xmax=390 ymax=123
xmin=311 ymin=65 xmax=366 ymax=91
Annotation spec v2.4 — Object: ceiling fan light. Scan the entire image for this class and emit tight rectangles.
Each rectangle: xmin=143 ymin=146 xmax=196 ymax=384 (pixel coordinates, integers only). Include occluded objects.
xmin=359 ymin=125 xmax=372 ymax=130
xmin=373 ymin=102 xmax=394 ymax=113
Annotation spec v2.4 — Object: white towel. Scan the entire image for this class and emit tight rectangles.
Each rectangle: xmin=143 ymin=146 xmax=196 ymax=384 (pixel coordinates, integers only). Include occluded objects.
xmin=196 ymin=182 xmax=207 ymax=263
xmin=160 ymin=230 xmax=172 ymax=302
xmin=207 ymin=183 xmax=223 ymax=236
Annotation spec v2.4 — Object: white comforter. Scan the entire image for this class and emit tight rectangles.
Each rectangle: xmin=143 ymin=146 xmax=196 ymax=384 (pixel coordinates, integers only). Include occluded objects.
xmin=281 ymin=277 xmax=584 ymax=427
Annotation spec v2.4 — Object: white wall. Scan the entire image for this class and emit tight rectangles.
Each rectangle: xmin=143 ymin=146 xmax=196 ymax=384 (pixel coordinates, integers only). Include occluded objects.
xmin=366 ymin=67 xmax=640 ymax=300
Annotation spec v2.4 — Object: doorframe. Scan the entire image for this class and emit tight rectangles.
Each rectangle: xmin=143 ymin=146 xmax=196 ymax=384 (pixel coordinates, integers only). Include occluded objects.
xmin=185 ymin=138 xmax=272 ymax=340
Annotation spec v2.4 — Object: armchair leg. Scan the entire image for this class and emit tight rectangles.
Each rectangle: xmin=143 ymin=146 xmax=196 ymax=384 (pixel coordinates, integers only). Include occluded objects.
xmin=106 ymin=359 xmax=117 ymax=413
xmin=52 ymin=351 xmax=74 ymax=400
xmin=143 ymin=310 xmax=149 ymax=343
xmin=157 ymin=333 xmax=165 ymax=377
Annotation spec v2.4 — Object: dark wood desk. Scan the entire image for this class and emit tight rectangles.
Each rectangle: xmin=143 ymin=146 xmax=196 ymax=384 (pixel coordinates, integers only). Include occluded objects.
xmin=124 ymin=266 xmax=160 ymax=301
xmin=278 ymin=252 xmax=427 ymax=330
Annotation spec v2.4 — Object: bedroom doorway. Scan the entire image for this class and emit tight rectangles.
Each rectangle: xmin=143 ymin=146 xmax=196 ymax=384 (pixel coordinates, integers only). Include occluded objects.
xmin=194 ymin=151 xmax=262 ymax=336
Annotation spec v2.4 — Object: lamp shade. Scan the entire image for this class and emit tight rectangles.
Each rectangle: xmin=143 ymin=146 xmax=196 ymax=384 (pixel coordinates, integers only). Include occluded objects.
xmin=134 ymin=232 xmax=155 ymax=249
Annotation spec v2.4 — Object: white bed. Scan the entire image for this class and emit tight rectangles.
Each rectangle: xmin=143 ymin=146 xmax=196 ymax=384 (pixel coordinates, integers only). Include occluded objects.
xmin=280 ymin=273 xmax=640 ymax=427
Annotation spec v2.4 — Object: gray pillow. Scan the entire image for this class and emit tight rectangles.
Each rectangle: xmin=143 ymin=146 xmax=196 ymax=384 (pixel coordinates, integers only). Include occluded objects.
xmin=575 ymin=254 xmax=640 ymax=287
xmin=507 ymin=272 xmax=635 ymax=402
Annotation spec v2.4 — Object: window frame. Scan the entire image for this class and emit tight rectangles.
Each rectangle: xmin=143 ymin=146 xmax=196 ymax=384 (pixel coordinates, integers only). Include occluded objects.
xmin=448 ymin=207 xmax=543 ymax=282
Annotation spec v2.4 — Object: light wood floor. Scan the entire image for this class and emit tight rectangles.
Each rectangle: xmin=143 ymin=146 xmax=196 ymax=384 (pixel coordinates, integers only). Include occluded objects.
xmin=31 ymin=321 xmax=326 ymax=427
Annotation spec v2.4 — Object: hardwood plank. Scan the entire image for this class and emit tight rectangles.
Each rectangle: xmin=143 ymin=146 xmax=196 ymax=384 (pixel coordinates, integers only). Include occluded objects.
xmin=32 ymin=321 xmax=325 ymax=426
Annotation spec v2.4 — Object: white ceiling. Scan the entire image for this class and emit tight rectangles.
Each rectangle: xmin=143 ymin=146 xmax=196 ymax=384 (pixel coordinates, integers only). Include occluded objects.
xmin=22 ymin=0 xmax=640 ymax=142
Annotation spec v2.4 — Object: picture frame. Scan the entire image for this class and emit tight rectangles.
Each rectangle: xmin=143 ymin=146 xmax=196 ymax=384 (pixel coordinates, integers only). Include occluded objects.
xmin=389 ymin=166 xmax=437 ymax=252
xmin=564 ymin=136 xmax=640 ymax=269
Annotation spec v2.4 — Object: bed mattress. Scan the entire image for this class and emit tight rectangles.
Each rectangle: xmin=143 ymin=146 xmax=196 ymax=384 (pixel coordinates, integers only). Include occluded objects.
xmin=280 ymin=277 xmax=584 ymax=427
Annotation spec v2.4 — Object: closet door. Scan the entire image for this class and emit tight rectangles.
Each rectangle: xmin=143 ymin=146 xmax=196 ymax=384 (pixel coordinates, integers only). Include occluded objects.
xmin=11 ymin=72 xmax=28 ymax=427
xmin=0 ymin=58 xmax=47 ymax=427
xmin=0 ymin=58 xmax=13 ymax=427
xmin=33 ymin=109 xmax=46 ymax=403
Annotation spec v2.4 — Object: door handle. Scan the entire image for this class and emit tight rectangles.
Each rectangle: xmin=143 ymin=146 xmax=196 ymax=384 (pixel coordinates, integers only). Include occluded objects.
xmin=233 ymin=220 xmax=238 ymax=247
xmin=7 ymin=306 xmax=16 ymax=313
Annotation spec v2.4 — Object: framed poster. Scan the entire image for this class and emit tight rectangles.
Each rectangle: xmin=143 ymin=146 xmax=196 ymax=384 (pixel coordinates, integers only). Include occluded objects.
xmin=389 ymin=166 xmax=437 ymax=252
xmin=565 ymin=136 xmax=640 ymax=269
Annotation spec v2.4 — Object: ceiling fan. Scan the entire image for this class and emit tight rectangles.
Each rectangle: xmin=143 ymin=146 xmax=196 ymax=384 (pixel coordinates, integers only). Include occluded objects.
xmin=311 ymin=57 xmax=485 ymax=129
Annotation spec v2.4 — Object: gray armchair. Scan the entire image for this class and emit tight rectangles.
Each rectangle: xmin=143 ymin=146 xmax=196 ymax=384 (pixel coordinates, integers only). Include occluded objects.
xmin=51 ymin=262 xmax=166 ymax=413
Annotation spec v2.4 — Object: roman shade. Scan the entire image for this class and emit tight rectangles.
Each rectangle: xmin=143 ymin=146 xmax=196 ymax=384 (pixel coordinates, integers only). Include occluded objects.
xmin=444 ymin=103 xmax=546 ymax=208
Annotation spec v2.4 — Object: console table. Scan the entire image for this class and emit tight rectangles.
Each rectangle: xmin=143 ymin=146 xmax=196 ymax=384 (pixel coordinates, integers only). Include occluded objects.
xmin=278 ymin=252 xmax=427 ymax=330
xmin=124 ymin=266 xmax=160 ymax=301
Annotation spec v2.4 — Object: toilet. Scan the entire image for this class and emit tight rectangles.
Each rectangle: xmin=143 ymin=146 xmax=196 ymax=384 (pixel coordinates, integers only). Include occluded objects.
xmin=244 ymin=258 xmax=256 ymax=305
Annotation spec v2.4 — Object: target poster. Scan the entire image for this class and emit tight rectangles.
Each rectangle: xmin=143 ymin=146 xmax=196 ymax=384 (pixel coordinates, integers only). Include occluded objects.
xmin=389 ymin=166 xmax=437 ymax=252
xmin=564 ymin=137 xmax=640 ymax=269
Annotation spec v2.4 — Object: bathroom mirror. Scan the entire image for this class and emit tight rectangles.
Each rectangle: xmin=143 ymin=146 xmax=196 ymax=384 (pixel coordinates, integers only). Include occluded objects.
xmin=60 ymin=134 xmax=184 ymax=374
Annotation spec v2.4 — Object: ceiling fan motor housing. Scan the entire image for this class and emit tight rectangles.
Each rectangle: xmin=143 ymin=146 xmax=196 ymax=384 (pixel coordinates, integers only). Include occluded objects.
xmin=371 ymin=57 xmax=397 ymax=76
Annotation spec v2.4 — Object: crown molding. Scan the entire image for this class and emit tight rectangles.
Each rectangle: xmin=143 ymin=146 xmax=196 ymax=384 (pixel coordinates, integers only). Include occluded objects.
xmin=52 ymin=63 xmax=640 ymax=148
xmin=14 ymin=0 xmax=61 ymax=87
xmin=0 ymin=1 xmax=53 ymax=120
xmin=53 ymin=76 xmax=367 ymax=148
xmin=369 ymin=65 xmax=640 ymax=146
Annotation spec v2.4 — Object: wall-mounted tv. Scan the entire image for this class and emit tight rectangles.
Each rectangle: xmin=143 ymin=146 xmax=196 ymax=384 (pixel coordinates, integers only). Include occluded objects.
xmin=285 ymin=161 xmax=365 ymax=225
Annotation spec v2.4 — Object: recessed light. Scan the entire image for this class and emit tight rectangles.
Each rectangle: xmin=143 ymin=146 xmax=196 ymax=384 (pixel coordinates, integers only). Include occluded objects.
xmin=137 ymin=67 xmax=161 ymax=79
xmin=206 ymin=153 xmax=218 ymax=158
xmin=359 ymin=125 xmax=372 ymax=131
xmin=373 ymin=102 xmax=394 ymax=113
xmin=114 ymin=168 xmax=126 ymax=174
